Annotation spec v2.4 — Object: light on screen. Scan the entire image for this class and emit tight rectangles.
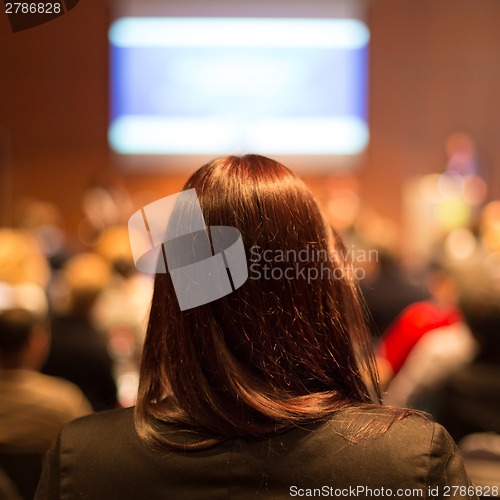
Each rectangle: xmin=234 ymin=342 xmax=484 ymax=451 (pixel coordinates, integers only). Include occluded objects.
xmin=109 ymin=17 xmax=369 ymax=156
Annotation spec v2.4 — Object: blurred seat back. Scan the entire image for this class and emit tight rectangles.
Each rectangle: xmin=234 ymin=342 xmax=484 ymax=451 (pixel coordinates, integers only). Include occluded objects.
xmin=459 ymin=433 xmax=500 ymax=497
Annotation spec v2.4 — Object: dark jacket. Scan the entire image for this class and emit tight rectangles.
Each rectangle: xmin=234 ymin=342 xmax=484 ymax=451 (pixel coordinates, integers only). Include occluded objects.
xmin=35 ymin=407 xmax=476 ymax=499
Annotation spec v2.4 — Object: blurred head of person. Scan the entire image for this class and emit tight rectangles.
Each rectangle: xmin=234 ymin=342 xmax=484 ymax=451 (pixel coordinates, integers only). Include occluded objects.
xmin=62 ymin=252 xmax=111 ymax=315
xmin=457 ymin=256 xmax=500 ymax=363
xmin=0 ymin=229 xmax=50 ymax=287
xmin=426 ymin=259 xmax=459 ymax=307
xmin=97 ymin=226 xmax=135 ymax=278
xmin=0 ymin=307 xmax=49 ymax=370
xmin=135 ymin=154 xmax=407 ymax=451
xmin=15 ymin=199 xmax=66 ymax=257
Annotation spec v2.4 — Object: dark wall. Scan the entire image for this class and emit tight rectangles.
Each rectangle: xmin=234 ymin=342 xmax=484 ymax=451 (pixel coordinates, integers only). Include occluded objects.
xmin=1 ymin=0 xmax=500 ymax=237
xmin=0 ymin=0 xmax=110 ymax=229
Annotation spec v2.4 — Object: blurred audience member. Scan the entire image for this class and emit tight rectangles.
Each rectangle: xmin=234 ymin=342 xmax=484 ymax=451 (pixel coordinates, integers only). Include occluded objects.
xmin=376 ymin=261 xmax=465 ymax=391
xmin=42 ymin=253 xmax=118 ymax=411
xmin=382 ymin=315 xmax=477 ymax=414
xmin=348 ymin=210 xmax=428 ymax=338
xmin=0 ymin=229 xmax=90 ymax=456
xmin=14 ymin=198 xmax=69 ymax=270
xmin=0 ymin=307 xmax=91 ymax=453
xmin=436 ymin=256 xmax=500 ymax=442
xmin=77 ymin=175 xmax=134 ymax=248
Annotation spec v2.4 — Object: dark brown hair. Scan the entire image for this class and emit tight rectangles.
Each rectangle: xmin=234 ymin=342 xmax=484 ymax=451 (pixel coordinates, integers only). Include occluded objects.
xmin=135 ymin=154 xmax=405 ymax=450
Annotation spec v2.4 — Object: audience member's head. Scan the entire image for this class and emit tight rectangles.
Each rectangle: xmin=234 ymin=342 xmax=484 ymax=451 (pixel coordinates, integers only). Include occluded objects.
xmin=426 ymin=258 xmax=459 ymax=306
xmin=97 ymin=225 xmax=135 ymax=277
xmin=0 ymin=308 xmax=48 ymax=370
xmin=136 ymin=154 xmax=389 ymax=450
xmin=0 ymin=229 xmax=49 ymax=287
xmin=62 ymin=252 xmax=111 ymax=315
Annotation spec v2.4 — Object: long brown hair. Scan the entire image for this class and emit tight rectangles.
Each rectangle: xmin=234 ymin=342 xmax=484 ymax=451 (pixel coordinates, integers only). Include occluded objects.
xmin=135 ymin=154 xmax=404 ymax=450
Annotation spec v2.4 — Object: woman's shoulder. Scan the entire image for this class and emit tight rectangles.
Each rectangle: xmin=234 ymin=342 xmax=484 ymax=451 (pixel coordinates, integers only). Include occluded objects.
xmin=315 ymin=406 xmax=452 ymax=455
xmin=66 ymin=406 xmax=134 ymax=425
xmin=61 ymin=406 xmax=136 ymax=443
xmin=261 ymin=407 xmax=471 ymax=494
xmin=277 ymin=407 xmax=453 ymax=467
xmin=325 ymin=405 xmax=435 ymax=437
